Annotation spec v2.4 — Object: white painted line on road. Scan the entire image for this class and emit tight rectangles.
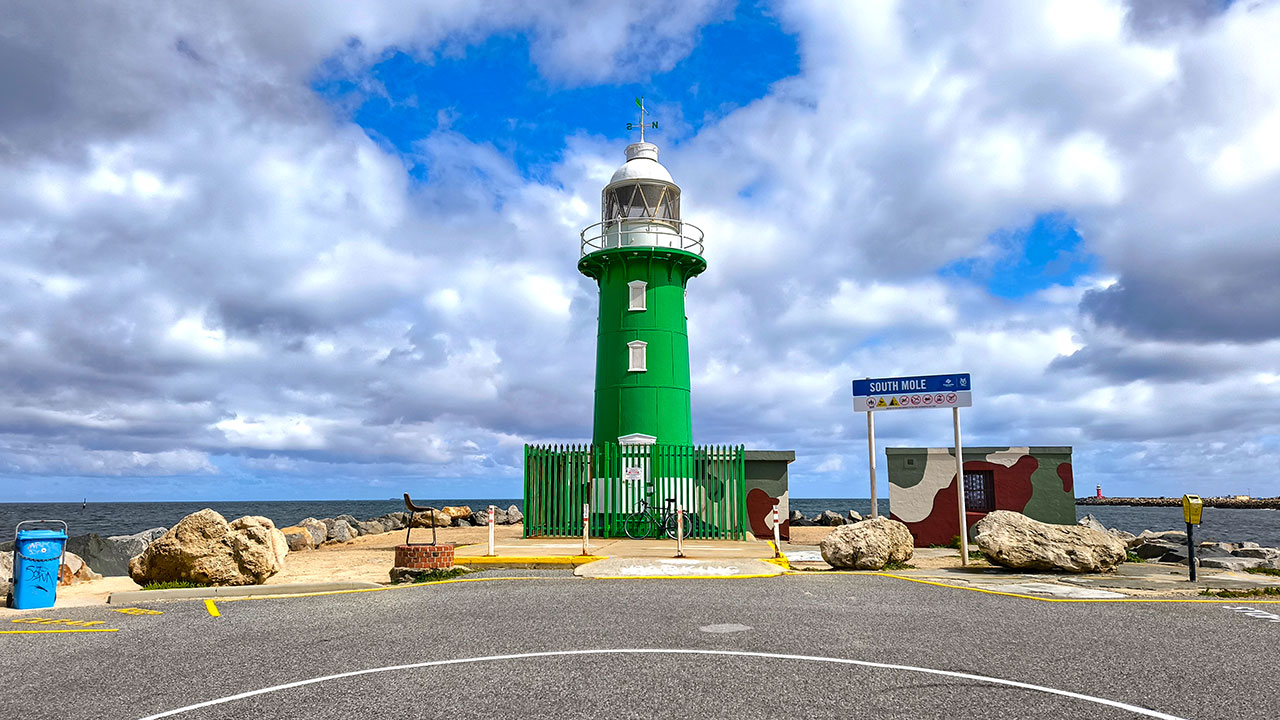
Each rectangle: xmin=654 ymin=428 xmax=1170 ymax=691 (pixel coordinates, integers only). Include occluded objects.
xmin=988 ymin=583 xmax=1128 ymax=600
xmin=699 ymin=624 xmax=752 ymax=634
xmin=1223 ymin=605 xmax=1280 ymax=623
xmin=132 ymin=648 xmax=1187 ymax=720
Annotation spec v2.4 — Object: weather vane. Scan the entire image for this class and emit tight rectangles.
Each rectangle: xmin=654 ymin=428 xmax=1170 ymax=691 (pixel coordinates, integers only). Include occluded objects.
xmin=627 ymin=96 xmax=658 ymax=143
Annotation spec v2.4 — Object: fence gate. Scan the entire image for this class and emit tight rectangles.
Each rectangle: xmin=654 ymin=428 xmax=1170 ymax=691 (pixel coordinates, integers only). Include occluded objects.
xmin=523 ymin=443 xmax=747 ymax=540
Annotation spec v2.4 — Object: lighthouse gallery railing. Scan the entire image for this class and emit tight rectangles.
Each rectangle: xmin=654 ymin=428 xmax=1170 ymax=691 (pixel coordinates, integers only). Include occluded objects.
xmin=579 ymin=219 xmax=704 ymax=257
xmin=523 ymin=443 xmax=747 ymax=540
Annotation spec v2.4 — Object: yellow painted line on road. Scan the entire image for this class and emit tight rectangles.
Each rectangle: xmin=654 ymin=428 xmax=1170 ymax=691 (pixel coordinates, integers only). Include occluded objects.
xmin=204 ymin=599 xmax=221 ymax=617
xmin=112 ymin=607 xmax=163 ymax=616
xmin=216 ymin=575 xmax=578 ymax=604
xmin=0 ymin=628 xmax=118 ymax=634
xmin=831 ymin=571 xmax=1280 ymax=604
xmin=591 ymin=573 xmax=779 ymax=580
xmin=763 ymin=543 xmax=790 ymax=569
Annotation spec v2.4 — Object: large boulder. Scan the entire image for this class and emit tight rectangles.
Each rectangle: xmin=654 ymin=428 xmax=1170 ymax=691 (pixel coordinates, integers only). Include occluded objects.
xmin=817 ymin=510 xmax=846 ymax=527
xmin=819 ymin=516 xmax=914 ymax=570
xmin=58 ymin=552 xmax=102 ymax=586
xmin=128 ymin=509 xmax=288 ymax=586
xmin=378 ymin=512 xmax=409 ymax=531
xmin=505 ymin=505 xmax=524 ymax=525
xmin=298 ymin=518 xmax=328 ymax=547
xmin=357 ymin=520 xmax=387 ymax=536
xmin=335 ymin=515 xmax=362 ymax=536
xmin=1200 ymin=556 xmax=1265 ymax=571
xmin=280 ymin=526 xmax=314 ymax=552
xmin=847 ymin=510 xmax=863 ymax=523
xmin=441 ymin=506 xmax=472 ymax=524
xmin=326 ymin=519 xmax=355 ymax=543
xmin=65 ymin=527 xmax=168 ymax=577
xmin=789 ymin=510 xmax=814 ymax=527
xmin=974 ymin=510 xmax=1125 ymax=573
xmin=412 ymin=510 xmax=453 ymax=528
xmin=469 ymin=508 xmax=506 ymax=526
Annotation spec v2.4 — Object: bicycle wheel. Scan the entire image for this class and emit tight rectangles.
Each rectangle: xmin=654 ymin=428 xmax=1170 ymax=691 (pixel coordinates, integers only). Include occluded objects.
xmin=623 ymin=512 xmax=657 ymax=540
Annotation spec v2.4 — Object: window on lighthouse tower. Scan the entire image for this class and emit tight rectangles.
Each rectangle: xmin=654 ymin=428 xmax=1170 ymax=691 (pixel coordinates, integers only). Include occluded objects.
xmin=628 ymin=280 xmax=646 ymax=311
xmin=604 ymin=182 xmax=679 ymax=222
xmin=627 ymin=340 xmax=647 ymax=372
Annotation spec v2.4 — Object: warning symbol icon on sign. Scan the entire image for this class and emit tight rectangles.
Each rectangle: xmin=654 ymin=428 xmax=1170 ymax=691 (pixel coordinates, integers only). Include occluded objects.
xmin=888 ymin=397 xmax=900 ymax=407
xmin=876 ymin=397 xmax=887 ymax=408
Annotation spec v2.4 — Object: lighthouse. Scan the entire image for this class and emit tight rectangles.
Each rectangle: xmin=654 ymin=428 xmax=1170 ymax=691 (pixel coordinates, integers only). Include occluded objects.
xmin=578 ymin=101 xmax=705 ymax=448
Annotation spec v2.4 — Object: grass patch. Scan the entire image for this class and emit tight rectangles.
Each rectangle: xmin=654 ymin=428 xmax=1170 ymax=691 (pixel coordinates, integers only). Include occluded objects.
xmin=409 ymin=567 xmax=470 ymax=583
xmin=883 ymin=561 xmax=915 ymax=571
xmin=141 ymin=580 xmax=208 ymax=591
xmin=968 ymin=550 xmax=985 ymax=561
xmin=1244 ymin=567 xmax=1280 ymax=577
xmin=1126 ymin=551 xmax=1144 ymax=563
xmin=1199 ymin=586 xmax=1280 ymax=599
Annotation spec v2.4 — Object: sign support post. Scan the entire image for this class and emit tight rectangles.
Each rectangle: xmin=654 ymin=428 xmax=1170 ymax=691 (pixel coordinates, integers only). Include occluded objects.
xmin=851 ymin=372 xmax=974 ymax=565
xmin=866 ymin=410 xmax=878 ymax=517
xmin=952 ymin=407 xmax=969 ymax=567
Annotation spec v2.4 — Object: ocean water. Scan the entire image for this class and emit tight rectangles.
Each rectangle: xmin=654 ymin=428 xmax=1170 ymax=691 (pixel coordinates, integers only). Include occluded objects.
xmin=3 ymin=498 xmax=1277 ymax=546
xmin=0 ymin=499 xmax=522 ymax=543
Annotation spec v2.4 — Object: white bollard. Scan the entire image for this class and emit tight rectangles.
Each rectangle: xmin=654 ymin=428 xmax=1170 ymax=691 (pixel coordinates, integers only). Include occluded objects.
xmin=582 ymin=503 xmax=590 ymax=556
xmin=772 ymin=506 xmax=781 ymax=557
xmin=487 ymin=505 xmax=496 ymax=557
xmin=675 ymin=506 xmax=685 ymax=558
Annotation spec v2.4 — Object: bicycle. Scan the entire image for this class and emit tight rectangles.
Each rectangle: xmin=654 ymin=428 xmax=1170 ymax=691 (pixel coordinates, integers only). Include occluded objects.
xmin=622 ymin=498 xmax=689 ymax=540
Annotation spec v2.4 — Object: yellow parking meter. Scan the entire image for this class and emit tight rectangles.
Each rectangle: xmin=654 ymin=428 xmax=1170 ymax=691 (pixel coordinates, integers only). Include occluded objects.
xmin=1181 ymin=495 xmax=1203 ymax=582
xmin=1182 ymin=495 xmax=1203 ymax=525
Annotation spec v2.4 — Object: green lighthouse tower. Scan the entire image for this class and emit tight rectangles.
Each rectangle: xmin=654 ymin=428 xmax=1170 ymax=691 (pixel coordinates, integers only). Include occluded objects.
xmin=578 ymin=114 xmax=705 ymax=448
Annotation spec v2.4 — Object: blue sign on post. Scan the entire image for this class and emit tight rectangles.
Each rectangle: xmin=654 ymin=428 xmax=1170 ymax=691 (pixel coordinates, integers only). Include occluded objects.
xmin=852 ymin=373 xmax=972 ymax=412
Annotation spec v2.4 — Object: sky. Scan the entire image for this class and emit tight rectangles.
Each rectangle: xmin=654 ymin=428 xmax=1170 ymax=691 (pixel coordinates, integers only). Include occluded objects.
xmin=2 ymin=0 xmax=1278 ymax=502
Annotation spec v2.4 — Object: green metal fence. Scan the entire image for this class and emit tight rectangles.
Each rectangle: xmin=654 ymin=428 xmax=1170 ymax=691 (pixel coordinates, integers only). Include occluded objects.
xmin=523 ymin=443 xmax=747 ymax=540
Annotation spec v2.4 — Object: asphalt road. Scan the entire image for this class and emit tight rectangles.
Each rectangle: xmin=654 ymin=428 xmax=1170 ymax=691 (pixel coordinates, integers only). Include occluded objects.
xmin=2 ymin=572 xmax=1276 ymax=720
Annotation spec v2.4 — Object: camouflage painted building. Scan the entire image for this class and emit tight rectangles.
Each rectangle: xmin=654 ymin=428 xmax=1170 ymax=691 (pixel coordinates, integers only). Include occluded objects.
xmin=743 ymin=450 xmax=793 ymax=541
xmin=886 ymin=446 xmax=1074 ymax=547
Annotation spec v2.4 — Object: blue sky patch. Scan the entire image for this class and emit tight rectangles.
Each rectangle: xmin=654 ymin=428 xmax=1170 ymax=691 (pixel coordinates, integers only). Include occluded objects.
xmin=942 ymin=212 xmax=1097 ymax=298
xmin=312 ymin=1 xmax=799 ymax=180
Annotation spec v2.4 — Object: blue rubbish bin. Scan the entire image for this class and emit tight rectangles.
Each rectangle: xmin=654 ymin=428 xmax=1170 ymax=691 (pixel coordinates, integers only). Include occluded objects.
xmin=10 ymin=520 xmax=68 ymax=610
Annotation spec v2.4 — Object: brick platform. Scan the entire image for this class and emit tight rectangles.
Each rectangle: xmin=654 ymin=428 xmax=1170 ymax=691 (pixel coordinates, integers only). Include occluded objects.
xmin=394 ymin=543 xmax=455 ymax=569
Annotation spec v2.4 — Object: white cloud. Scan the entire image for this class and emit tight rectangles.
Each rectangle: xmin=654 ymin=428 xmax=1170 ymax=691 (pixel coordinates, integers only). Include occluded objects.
xmin=2 ymin=0 xmax=1280 ymax=501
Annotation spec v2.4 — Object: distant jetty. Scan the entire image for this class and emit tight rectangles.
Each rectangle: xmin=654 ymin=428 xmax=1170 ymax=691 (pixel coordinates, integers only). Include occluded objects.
xmin=1077 ymin=496 xmax=1280 ymax=510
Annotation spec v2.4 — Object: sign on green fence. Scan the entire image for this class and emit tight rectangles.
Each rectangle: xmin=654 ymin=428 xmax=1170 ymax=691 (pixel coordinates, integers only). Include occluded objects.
xmin=523 ymin=443 xmax=747 ymax=540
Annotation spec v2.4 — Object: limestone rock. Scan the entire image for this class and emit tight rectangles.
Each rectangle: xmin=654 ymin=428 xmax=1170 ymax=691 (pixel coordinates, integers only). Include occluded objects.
xmin=789 ymin=510 xmax=814 ymax=527
xmin=229 ymin=516 xmax=289 ymax=568
xmin=1 ymin=551 xmax=11 ymax=583
xmin=847 ymin=510 xmax=863 ymax=523
xmin=819 ymin=516 xmax=914 ymax=570
xmin=817 ymin=510 xmax=846 ymax=527
xmin=280 ymin=527 xmax=314 ymax=552
xmin=326 ymin=519 xmax=355 ymax=543
xmin=357 ymin=520 xmax=386 ymax=536
xmin=58 ymin=552 xmax=102 ymax=585
xmin=441 ymin=506 xmax=472 ymax=523
xmin=65 ymin=527 xmax=167 ymax=576
xmin=455 ymin=519 xmax=472 ymax=528
xmin=412 ymin=510 xmax=453 ymax=528
xmin=505 ymin=505 xmax=524 ymax=525
xmin=298 ymin=518 xmax=328 ymax=547
xmin=1077 ymin=514 xmax=1109 ymax=532
xmin=128 ymin=509 xmax=286 ymax=586
xmin=974 ymin=510 xmax=1125 ymax=573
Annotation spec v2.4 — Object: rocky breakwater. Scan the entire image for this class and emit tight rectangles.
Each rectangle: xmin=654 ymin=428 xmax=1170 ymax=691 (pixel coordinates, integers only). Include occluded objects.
xmin=819 ymin=516 xmax=914 ymax=570
xmin=975 ymin=510 xmax=1126 ymax=573
xmin=790 ymin=509 xmax=863 ymax=527
xmin=1077 ymin=496 xmax=1280 ymax=509
xmin=129 ymin=510 xmax=289 ymax=586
